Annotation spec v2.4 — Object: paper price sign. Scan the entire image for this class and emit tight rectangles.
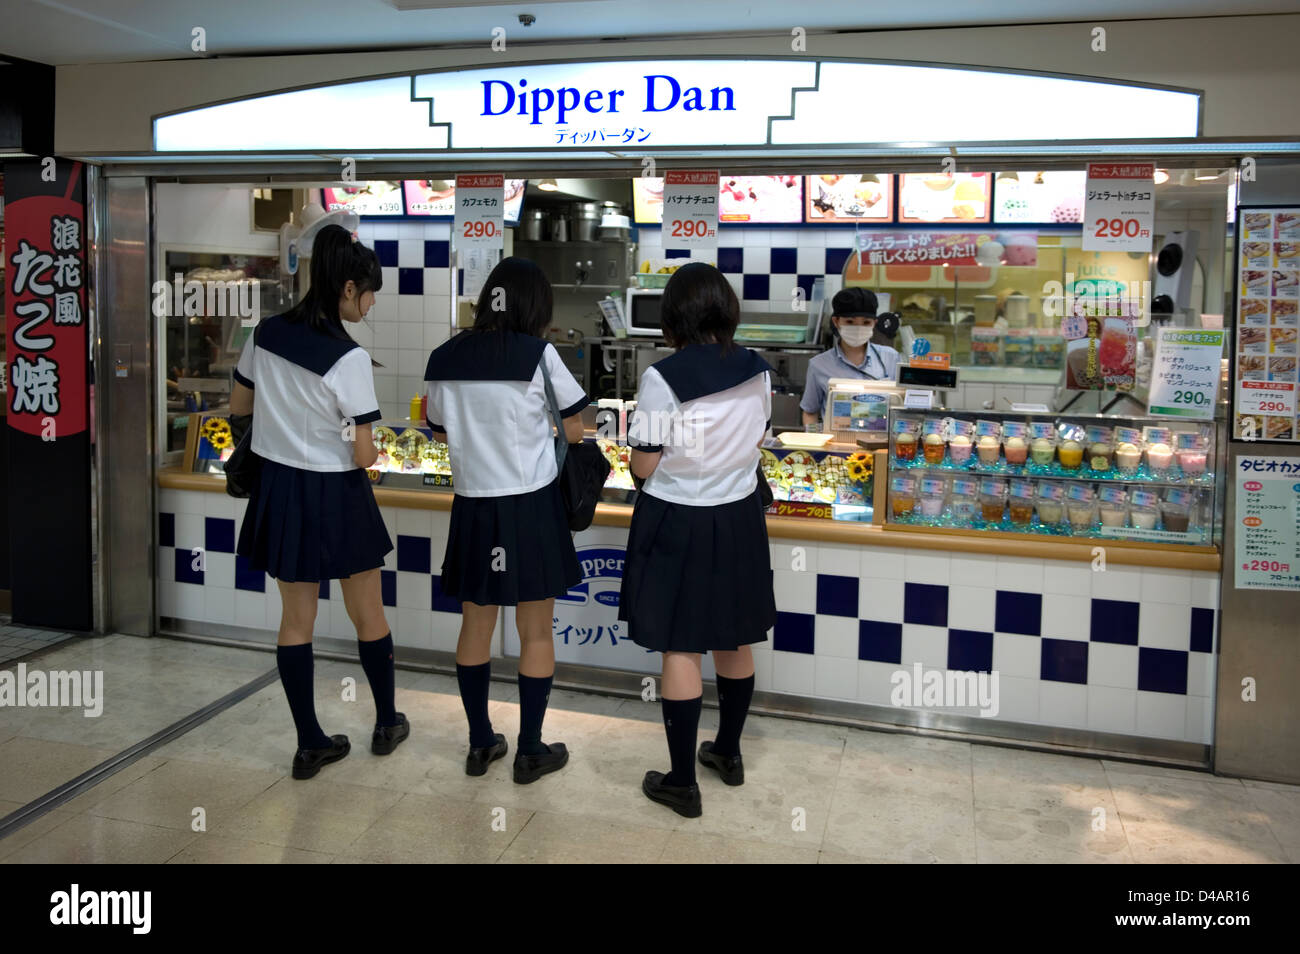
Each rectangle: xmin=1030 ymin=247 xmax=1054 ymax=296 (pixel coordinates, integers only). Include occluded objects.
xmin=454 ymin=174 xmax=505 ymax=249
xmin=1082 ymin=163 xmax=1155 ymax=253
xmin=662 ymin=170 xmax=719 ymax=250
xmin=1238 ymin=381 xmax=1297 ymax=417
xmin=1147 ymin=329 xmax=1223 ymax=419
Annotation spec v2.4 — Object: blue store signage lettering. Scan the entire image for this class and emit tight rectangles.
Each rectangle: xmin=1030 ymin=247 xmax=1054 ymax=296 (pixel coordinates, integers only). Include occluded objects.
xmin=481 ymin=75 xmax=736 ymax=125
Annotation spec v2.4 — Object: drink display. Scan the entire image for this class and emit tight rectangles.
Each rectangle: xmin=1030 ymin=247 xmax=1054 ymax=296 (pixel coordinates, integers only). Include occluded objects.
xmin=883 ymin=409 xmax=1220 ymax=545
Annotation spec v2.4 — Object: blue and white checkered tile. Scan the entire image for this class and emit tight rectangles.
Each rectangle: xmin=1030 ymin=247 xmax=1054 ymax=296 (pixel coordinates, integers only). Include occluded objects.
xmin=158 ymin=493 xmax=464 ymax=652
xmin=637 ymin=226 xmax=851 ymax=315
xmin=766 ymin=545 xmax=1219 ymax=744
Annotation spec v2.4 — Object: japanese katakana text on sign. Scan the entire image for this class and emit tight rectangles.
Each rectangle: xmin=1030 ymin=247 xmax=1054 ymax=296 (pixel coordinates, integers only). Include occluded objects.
xmin=1233 ymin=455 xmax=1300 ymax=592
xmin=1083 ymin=162 xmax=1155 ymax=253
xmin=453 ymin=174 xmax=505 ymax=250
xmin=662 ymin=170 xmax=719 ymax=251
xmin=1147 ymin=329 xmax=1224 ymax=420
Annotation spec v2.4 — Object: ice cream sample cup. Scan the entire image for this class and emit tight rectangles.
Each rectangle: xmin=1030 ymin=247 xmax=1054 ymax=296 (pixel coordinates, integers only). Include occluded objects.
xmin=922 ymin=432 xmax=946 ymax=464
xmin=949 ymin=435 xmax=973 ymax=465
xmin=977 ymin=435 xmax=1001 ymax=465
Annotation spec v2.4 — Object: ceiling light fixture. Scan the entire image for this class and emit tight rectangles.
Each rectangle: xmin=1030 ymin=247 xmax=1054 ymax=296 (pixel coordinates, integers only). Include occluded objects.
xmin=1194 ymin=168 xmax=1221 ymax=181
xmin=538 ymin=178 xmax=559 ymax=191
xmin=1153 ymin=169 xmax=1170 ymax=184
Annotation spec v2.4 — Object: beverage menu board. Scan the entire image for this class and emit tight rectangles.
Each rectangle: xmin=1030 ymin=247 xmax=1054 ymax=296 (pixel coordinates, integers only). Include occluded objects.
xmin=1234 ymin=208 xmax=1300 ymax=442
xmin=898 ymin=172 xmax=991 ymax=224
xmin=805 ymin=174 xmax=893 ymax=223
xmin=322 ymin=182 xmax=403 ymax=216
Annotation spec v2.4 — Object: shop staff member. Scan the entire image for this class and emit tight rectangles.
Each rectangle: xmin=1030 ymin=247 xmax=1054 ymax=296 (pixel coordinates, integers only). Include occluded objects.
xmin=621 ymin=262 xmax=777 ymax=819
xmin=231 ymin=225 xmax=407 ymax=780
xmin=424 ymin=257 xmax=588 ymax=783
xmin=800 ymin=287 xmax=900 ymax=427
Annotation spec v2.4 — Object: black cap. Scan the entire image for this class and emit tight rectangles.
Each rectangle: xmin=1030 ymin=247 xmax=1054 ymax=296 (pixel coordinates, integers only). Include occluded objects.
xmin=832 ymin=286 xmax=878 ymax=318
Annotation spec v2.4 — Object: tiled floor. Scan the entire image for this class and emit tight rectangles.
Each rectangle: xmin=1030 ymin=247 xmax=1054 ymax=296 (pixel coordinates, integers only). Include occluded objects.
xmin=0 ymin=616 xmax=80 ymax=665
xmin=0 ymin=634 xmax=1296 ymax=863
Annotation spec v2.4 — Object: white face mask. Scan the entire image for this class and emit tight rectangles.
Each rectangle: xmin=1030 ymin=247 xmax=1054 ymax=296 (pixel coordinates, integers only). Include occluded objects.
xmin=838 ymin=324 xmax=873 ymax=347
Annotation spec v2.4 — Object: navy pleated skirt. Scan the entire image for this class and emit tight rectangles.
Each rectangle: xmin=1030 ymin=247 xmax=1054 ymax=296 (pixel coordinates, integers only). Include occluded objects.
xmin=619 ymin=486 xmax=776 ymax=653
xmin=440 ymin=479 xmax=581 ymax=606
xmin=236 ymin=459 xmax=393 ymax=583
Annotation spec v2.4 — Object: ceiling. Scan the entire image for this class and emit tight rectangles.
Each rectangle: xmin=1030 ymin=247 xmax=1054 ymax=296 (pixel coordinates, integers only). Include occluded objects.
xmin=3 ymin=0 xmax=1300 ymax=66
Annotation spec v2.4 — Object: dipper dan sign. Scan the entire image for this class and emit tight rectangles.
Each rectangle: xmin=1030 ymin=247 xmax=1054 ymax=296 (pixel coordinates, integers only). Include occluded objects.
xmin=4 ymin=159 xmax=93 ymax=630
xmin=153 ymin=61 xmax=1202 ymax=153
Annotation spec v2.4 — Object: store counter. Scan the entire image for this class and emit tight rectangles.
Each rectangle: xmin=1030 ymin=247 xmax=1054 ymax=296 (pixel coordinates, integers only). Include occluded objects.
xmin=155 ymin=411 xmax=1224 ymax=764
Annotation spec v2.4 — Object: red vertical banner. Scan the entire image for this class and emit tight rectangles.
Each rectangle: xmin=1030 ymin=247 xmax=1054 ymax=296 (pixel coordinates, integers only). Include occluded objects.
xmin=6 ymin=161 xmax=87 ymax=436
xmin=4 ymin=159 xmax=93 ymax=630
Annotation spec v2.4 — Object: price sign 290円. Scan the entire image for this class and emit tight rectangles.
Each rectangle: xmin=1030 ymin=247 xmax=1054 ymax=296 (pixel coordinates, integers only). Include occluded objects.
xmin=454 ymin=174 xmax=505 ymax=250
xmin=662 ymin=170 xmax=719 ymax=252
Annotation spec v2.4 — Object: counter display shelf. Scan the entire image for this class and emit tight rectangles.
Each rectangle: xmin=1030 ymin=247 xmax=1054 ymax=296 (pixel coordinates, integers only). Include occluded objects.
xmin=883 ymin=407 xmax=1223 ymax=551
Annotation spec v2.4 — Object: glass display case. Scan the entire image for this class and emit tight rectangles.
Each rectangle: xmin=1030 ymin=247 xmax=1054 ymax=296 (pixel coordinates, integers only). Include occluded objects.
xmin=883 ymin=407 xmax=1222 ymax=547
xmin=184 ymin=414 xmax=876 ymax=523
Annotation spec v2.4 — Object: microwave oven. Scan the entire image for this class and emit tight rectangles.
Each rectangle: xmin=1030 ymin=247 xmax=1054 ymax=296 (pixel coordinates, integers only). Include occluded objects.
xmin=625 ymin=288 xmax=664 ymax=337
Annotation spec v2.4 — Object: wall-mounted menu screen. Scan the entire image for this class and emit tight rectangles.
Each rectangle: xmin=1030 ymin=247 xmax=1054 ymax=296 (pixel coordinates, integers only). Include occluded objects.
xmin=321 ymin=182 xmax=403 ymax=216
xmin=633 ymin=175 xmax=803 ymax=224
xmin=805 ymin=174 xmax=894 ymax=223
xmin=993 ymin=170 xmax=1087 ymax=224
xmin=402 ymin=179 xmax=526 ymax=224
xmin=898 ymin=172 xmax=991 ymax=224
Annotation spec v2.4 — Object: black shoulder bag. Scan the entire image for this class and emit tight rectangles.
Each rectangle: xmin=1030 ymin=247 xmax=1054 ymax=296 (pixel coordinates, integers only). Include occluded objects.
xmin=540 ymin=359 xmax=609 ymax=532
xmin=224 ymin=323 xmax=264 ymax=499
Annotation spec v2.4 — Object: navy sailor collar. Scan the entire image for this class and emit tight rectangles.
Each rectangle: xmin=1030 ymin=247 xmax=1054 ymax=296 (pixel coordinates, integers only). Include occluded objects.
xmin=651 ymin=342 xmax=772 ymax=404
xmin=425 ymin=329 xmax=547 ymax=383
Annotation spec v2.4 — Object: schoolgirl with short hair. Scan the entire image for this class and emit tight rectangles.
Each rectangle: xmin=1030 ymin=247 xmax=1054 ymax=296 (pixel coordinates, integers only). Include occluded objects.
xmin=620 ymin=262 xmax=777 ymax=817
xmin=423 ymin=256 xmax=588 ymax=782
xmin=231 ymin=224 xmax=408 ymax=780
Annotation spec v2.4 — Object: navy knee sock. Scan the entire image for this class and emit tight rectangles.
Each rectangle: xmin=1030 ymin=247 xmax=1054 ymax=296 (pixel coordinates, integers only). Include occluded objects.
xmin=517 ymin=673 xmax=554 ymax=757
xmin=456 ymin=661 xmax=496 ymax=748
xmin=661 ymin=696 xmax=702 ymax=787
xmin=711 ymin=673 xmax=755 ymax=758
xmin=357 ymin=633 xmax=398 ymax=727
xmin=277 ymin=643 xmax=331 ymax=750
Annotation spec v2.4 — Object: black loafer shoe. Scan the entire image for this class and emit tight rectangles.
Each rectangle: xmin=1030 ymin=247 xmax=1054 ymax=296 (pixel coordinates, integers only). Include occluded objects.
xmin=292 ymin=734 xmax=350 ymax=780
xmin=466 ymin=733 xmax=508 ymax=776
xmin=513 ymin=742 xmax=569 ymax=784
xmin=642 ymin=770 xmax=702 ymax=818
xmin=371 ymin=712 xmax=410 ymax=755
xmin=698 ymin=740 xmax=744 ymax=786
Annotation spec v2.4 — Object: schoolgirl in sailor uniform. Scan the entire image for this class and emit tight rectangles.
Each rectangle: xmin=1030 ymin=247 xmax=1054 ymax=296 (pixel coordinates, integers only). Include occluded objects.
xmin=620 ymin=262 xmax=777 ymax=818
xmin=231 ymin=225 xmax=408 ymax=781
xmin=423 ymin=257 xmax=588 ymax=783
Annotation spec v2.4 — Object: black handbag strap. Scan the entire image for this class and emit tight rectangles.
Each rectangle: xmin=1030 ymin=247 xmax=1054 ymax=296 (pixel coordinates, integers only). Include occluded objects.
xmin=538 ymin=348 xmax=569 ymax=470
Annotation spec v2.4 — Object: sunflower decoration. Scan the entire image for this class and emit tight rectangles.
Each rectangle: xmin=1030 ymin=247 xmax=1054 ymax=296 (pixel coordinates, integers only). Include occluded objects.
xmin=202 ymin=416 xmax=233 ymax=451
xmin=845 ymin=450 xmax=873 ymax=483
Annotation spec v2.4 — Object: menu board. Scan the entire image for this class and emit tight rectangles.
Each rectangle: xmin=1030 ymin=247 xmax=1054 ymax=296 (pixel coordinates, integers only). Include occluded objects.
xmin=403 ymin=178 xmax=526 ymax=224
xmin=1233 ymin=455 xmax=1300 ymax=591
xmin=805 ymin=174 xmax=893 ymax=223
xmin=1234 ymin=208 xmax=1300 ymax=442
xmin=898 ymin=172 xmax=991 ymax=224
xmin=993 ymin=170 xmax=1086 ymax=224
xmin=633 ymin=175 xmax=802 ymax=224
xmin=321 ymin=182 xmax=403 ymax=216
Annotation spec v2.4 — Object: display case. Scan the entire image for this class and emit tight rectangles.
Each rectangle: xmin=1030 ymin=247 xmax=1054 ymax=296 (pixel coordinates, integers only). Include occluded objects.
xmin=183 ymin=414 xmax=877 ymax=523
xmin=882 ymin=407 xmax=1222 ymax=548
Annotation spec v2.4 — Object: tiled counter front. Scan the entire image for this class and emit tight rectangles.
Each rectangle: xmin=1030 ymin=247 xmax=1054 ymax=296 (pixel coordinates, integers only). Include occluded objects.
xmin=157 ymin=487 xmax=1219 ymax=748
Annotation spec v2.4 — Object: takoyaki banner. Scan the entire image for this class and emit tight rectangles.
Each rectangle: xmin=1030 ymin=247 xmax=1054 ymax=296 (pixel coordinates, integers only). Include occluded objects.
xmin=3 ymin=158 xmax=94 ymax=630
xmin=152 ymin=60 xmax=1200 ymax=153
